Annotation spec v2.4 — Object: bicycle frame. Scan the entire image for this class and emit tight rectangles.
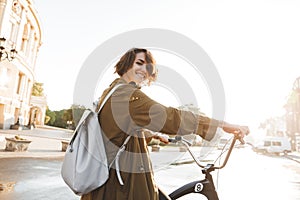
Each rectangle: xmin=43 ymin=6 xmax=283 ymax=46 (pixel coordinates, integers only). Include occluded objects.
xmin=160 ymin=135 xmax=240 ymax=200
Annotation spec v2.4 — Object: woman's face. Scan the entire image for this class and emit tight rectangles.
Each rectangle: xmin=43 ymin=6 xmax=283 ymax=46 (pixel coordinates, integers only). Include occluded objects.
xmin=122 ymin=52 xmax=150 ymax=86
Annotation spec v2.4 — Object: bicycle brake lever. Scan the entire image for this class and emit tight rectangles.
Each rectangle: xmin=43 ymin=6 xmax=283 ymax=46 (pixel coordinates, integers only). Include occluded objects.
xmin=168 ymin=138 xmax=177 ymax=143
xmin=168 ymin=136 xmax=193 ymax=146
xmin=175 ymin=136 xmax=193 ymax=146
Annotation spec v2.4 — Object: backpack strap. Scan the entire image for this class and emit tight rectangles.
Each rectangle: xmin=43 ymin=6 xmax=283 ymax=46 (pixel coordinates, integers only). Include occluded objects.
xmin=69 ymin=109 xmax=93 ymax=147
xmin=98 ymin=83 xmax=131 ymax=185
xmin=97 ymin=84 xmax=124 ymax=114
xmin=109 ymin=135 xmax=131 ymax=185
xmin=71 ymin=84 xmax=124 ymax=145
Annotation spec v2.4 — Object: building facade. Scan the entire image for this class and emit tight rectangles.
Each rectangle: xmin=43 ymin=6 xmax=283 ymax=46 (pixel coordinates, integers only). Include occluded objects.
xmin=285 ymin=77 xmax=300 ymax=151
xmin=0 ymin=0 xmax=46 ymax=129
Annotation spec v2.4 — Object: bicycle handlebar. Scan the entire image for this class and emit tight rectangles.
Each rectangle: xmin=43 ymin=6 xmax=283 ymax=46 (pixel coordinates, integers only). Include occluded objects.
xmin=168 ymin=136 xmax=192 ymax=145
xmin=168 ymin=134 xmax=244 ymax=170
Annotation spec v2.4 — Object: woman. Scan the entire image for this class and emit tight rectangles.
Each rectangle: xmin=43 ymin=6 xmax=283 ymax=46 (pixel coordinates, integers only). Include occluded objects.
xmin=81 ymin=48 xmax=249 ymax=200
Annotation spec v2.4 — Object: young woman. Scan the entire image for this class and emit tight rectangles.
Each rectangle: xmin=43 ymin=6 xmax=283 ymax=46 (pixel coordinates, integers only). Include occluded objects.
xmin=81 ymin=48 xmax=249 ymax=200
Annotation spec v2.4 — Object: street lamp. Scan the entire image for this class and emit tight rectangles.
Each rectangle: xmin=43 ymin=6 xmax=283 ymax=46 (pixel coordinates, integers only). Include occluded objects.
xmin=0 ymin=37 xmax=17 ymax=62
xmin=67 ymin=121 xmax=73 ymax=129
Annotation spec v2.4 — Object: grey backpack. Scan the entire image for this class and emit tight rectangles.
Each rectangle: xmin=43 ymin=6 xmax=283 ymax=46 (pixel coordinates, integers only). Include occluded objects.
xmin=61 ymin=84 xmax=130 ymax=195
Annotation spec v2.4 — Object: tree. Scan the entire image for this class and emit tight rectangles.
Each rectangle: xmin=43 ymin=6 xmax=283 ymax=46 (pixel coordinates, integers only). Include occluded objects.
xmin=53 ymin=110 xmax=66 ymax=128
xmin=71 ymin=104 xmax=85 ymax=126
xmin=44 ymin=105 xmax=86 ymax=130
xmin=31 ymin=82 xmax=44 ymax=96
xmin=45 ymin=107 xmax=56 ymax=125
xmin=62 ymin=108 xmax=73 ymax=122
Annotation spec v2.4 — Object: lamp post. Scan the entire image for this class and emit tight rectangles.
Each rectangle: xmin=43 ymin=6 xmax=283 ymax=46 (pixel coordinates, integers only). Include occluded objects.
xmin=67 ymin=121 xmax=72 ymax=129
xmin=0 ymin=37 xmax=17 ymax=62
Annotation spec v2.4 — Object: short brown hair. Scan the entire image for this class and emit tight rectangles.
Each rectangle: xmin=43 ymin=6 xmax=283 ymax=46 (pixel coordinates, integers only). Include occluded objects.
xmin=114 ymin=48 xmax=157 ymax=84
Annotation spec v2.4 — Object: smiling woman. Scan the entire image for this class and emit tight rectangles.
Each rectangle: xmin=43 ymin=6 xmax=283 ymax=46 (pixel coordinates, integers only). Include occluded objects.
xmin=79 ymin=47 xmax=249 ymax=200
xmin=115 ymin=48 xmax=157 ymax=87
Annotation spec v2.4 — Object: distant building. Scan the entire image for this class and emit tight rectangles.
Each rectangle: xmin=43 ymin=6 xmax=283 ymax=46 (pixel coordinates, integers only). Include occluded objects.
xmin=0 ymin=0 xmax=46 ymax=129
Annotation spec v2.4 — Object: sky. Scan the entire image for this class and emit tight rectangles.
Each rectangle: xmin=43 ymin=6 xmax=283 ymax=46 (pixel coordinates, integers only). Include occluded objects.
xmin=33 ymin=0 xmax=300 ymax=131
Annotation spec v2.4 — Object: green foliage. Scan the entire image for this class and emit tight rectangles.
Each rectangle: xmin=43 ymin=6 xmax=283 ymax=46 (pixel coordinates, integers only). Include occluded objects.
xmin=71 ymin=104 xmax=86 ymax=126
xmin=45 ymin=107 xmax=56 ymax=125
xmin=44 ymin=104 xmax=86 ymax=130
xmin=53 ymin=110 xmax=65 ymax=128
xmin=32 ymin=82 xmax=44 ymax=96
xmin=44 ymin=116 xmax=51 ymax=124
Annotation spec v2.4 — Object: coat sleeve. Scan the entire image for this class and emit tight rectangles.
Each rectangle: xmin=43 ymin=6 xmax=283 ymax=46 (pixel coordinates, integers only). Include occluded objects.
xmin=128 ymin=89 xmax=219 ymax=141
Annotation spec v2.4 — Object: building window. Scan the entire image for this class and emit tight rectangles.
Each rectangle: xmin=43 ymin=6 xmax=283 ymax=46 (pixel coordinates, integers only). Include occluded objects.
xmin=0 ymin=68 xmax=9 ymax=88
xmin=12 ymin=1 xmax=22 ymax=16
xmin=16 ymin=73 xmax=23 ymax=94
xmin=26 ymin=80 xmax=31 ymax=100
xmin=21 ymin=23 xmax=29 ymax=53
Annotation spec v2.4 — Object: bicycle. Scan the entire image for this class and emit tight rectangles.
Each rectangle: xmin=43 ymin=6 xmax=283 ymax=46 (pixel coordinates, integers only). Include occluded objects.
xmin=159 ymin=134 xmax=245 ymax=200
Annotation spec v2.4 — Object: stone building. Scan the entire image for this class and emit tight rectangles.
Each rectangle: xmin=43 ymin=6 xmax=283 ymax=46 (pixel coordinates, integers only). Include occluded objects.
xmin=0 ymin=0 xmax=46 ymax=129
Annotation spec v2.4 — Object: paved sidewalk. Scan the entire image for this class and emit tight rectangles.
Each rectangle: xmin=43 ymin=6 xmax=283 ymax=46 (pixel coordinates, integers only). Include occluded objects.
xmin=0 ymin=127 xmax=72 ymax=158
xmin=0 ymin=127 xmax=77 ymax=199
xmin=1 ymin=127 xmax=300 ymax=162
xmin=0 ymin=127 xmax=300 ymax=200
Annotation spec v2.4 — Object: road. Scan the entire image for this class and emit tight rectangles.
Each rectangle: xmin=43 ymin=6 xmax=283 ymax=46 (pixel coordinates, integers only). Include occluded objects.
xmin=154 ymin=146 xmax=300 ymax=200
xmin=0 ymin=157 xmax=79 ymax=200
xmin=0 ymin=133 xmax=299 ymax=199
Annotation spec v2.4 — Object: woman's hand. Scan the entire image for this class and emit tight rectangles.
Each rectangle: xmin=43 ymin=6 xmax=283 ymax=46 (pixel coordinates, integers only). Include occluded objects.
xmin=153 ymin=133 xmax=169 ymax=144
xmin=220 ymin=121 xmax=250 ymax=138
xmin=144 ymin=130 xmax=169 ymax=144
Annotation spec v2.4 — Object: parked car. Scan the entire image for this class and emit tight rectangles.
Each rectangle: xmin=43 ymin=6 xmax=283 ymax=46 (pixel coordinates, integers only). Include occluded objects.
xmin=253 ymin=136 xmax=291 ymax=155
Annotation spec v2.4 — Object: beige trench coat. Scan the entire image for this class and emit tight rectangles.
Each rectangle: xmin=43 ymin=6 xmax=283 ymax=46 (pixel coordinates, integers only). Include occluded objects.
xmin=81 ymin=78 xmax=219 ymax=200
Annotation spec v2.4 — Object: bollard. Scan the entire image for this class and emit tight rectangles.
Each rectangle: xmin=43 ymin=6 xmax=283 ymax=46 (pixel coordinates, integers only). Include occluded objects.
xmin=5 ymin=137 xmax=31 ymax=152
xmin=151 ymin=145 xmax=160 ymax=152
xmin=61 ymin=140 xmax=69 ymax=152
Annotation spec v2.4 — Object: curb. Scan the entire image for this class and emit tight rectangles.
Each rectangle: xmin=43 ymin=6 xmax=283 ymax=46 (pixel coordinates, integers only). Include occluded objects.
xmin=286 ymin=153 xmax=300 ymax=164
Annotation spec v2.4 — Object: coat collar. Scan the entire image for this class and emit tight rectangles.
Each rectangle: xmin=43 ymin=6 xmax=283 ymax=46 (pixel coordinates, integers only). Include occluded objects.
xmin=110 ymin=78 xmax=140 ymax=89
